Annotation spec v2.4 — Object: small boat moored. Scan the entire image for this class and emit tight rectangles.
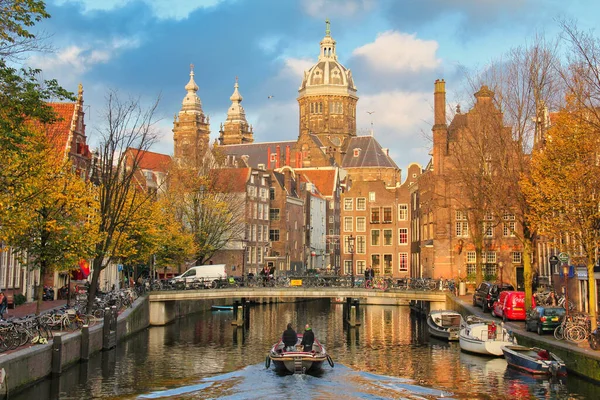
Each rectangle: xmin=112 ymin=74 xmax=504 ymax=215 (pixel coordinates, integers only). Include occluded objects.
xmin=211 ymin=305 xmax=234 ymax=311
xmin=459 ymin=316 xmax=517 ymax=356
xmin=427 ymin=310 xmax=464 ymax=341
xmin=501 ymin=345 xmax=567 ymax=376
xmin=267 ymin=334 xmax=333 ymax=374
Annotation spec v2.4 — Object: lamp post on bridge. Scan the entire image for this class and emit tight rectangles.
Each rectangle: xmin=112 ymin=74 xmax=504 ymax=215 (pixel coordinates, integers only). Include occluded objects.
xmin=347 ymin=235 xmax=355 ymax=288
xmin=241 ymin=239 xmax=248 ymax=286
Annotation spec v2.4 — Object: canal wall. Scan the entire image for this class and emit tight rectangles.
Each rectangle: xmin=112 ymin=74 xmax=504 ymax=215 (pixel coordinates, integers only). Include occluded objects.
xmin=0 ymin=295 xmax=150 ymax=396
xmin=446 ymin=293 xmax=600 ymax=383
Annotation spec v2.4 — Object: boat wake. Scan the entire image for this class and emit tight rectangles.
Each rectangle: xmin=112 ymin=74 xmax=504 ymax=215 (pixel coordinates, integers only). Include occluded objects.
xmin=137 ymin=363 xmax=454 ymax=399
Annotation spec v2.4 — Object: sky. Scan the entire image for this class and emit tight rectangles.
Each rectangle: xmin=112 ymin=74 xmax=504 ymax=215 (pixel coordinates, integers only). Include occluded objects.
xmin=26 ymin=0 xmax=600 ymax=177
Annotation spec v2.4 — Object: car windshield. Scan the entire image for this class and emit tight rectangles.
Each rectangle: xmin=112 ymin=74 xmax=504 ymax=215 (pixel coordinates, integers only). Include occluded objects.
xmin=544 ymin=308 xmax=566 ymax=317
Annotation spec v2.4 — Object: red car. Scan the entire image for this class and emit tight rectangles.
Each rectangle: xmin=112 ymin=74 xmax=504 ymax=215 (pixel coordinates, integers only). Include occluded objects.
xmin=491 ymin=291 xmax=535 ymax=321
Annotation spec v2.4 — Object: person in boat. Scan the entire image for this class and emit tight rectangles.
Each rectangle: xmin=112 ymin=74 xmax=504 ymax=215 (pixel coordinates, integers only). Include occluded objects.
xmin=282 ymin=323 xmax=298 ymax=351
xmin=300 ymin=324 xmax=315 ymax=352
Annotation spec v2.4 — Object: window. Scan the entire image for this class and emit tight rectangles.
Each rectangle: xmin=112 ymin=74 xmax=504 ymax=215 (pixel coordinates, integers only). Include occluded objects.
xmin=356 ymin=260 xmax=366 ymax=274
xmin=383 ymin=229 xmax=393 ymax=246
xmin=257 ymin=225 xmax=263 ymax=241
xmin=371 ymin=230 xmax=380 ymax=246
xmin=398 ymin=204 xmax=408 ymax=220
xmin=398 ymin=228 xmax=408 ymax=244
xmin=484 ymin=222 xmax=494 ymax=238
xmin=344 ymin=217 xmax=353 ymax=232
xmin=369 ymin=192 xmax=376 ymax=202
xmin=383 ymin=207 xmax=392 ymax=223
xmin=258 ymin=204 xmax=263 ymax=220
xmin=250 ymin=175 xmax=255 ymax=184
xmin=264 ymin=205 xmax=269 ymax=220
xmin=252 ymin=225 xmax=257 ymax=241
xmin=467 ymin=251 xmax=476 ymax=264
xmin=357 ymin=198 xmax=366 ymax=210
xmin=398 ymin=253 xmax=408 ymax=271
xmin=456 ymin=210 xmax=468 ymax=237
xmin=512 ymin=252 xmax=522 ymax=264
xmin=257 ymin=249 xmax=263 ymax=264
xmin=344 ymin=260 xmax=353 ymax=275
xmin=344 ymin=198 xmax=353 ymax=211
xmin=356 ymin=217 xmax=366 ymax=232
xmin=269 ymin=187 xmax=275 ymax=200
xmin=485 ymin=251 xmax=497 ymax=264
xmin=371 ymin=254 xmax=381 ymax=274
xmin=356 ymin=236 xmax=366 ymax=254
xmin=503 ymin=221 xmax=516 ymax=237
xmin=371 ymin=207 xmax=380 ymax=223
xmin=384 ymin=254 xmax=393 ymax=275
xmin=329 ymin=216 xmax=334 ymax=223
xmin=343 ymin=235 xmax=353 ymax=253
xmin=269 ymin=208 xmax=280 ymax=221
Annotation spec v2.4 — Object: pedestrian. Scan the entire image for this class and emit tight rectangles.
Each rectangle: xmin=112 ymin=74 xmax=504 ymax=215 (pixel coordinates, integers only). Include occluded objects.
xmin=364 ymin=266 xmax=371 ymax=282
xmin=300 ymin=323 xmax=315 ymax=352
xmin=282 ymin=323 xmax=298 ymax=351
xmin=0 ymin=291 xmax=7 ymax=320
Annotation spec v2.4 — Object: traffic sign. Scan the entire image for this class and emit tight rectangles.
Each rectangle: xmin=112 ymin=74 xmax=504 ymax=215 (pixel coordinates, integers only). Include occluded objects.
xmin=549 ymin=255 xmax=559 ymax=267
xmin=558 ymin=252 xmax=569 ymax=263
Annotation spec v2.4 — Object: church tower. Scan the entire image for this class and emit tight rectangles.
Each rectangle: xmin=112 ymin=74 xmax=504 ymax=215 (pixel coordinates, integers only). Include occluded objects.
xmin=173 ymin=64 xmax=211 ymax=167
xmin=297 ymin=20 xmax=358 ymax=145
xmin=219 ymin=77 xmax=254 ymax=145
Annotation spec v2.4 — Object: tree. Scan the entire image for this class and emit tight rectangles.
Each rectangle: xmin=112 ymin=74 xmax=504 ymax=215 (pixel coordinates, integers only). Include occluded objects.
xmin=0 ymin=0 xmax=50 ymax=60
xmin=163 ymin=160 xmax=245 ymax=267
xmin=475 ymin=36 xmax=561 ymax=309
xmin=6 ymin=132 xmax=100 ymax=314
xmin=87 ymin=90 xmax=160 ymax=312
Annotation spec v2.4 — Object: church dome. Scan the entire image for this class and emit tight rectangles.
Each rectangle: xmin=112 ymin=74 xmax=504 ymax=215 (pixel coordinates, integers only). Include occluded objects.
xmin=299 ymin=20 xmax=357 ymax=96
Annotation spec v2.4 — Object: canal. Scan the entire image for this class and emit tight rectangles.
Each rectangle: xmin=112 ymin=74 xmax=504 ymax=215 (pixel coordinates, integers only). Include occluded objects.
xmin=16 ymin=299 xmax=599 ymax=399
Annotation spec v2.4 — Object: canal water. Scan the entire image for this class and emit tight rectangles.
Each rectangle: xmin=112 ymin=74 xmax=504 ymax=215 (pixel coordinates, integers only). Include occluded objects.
xmin=16 ymin=299 xmax=599 ymax=399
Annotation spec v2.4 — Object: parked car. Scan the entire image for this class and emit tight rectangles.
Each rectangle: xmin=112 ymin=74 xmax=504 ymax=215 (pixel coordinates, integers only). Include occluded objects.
xmin=472 ymin=282 xmax=515 ymax=312
xmin=525 ymin=306 xmax=566 ymax=335
xmin=491 ymin=291 xmax=533 ymax=321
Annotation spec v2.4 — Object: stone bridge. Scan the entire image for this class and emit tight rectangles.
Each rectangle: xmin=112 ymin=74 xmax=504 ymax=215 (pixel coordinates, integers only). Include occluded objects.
xmin=148 ymin=288 xmax=449 ymax=325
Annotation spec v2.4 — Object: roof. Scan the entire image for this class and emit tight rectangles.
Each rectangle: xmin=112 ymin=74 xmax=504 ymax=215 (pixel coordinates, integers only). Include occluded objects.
xmin=220 ymin=141 xmax=296 ymax=168
xmin=29 ymin=102 xmax=77 ymax=156
xmin=125 ymin=148 xmax=172 ymax=173
xmin=210 ymin=168 xmax=250 ymax=192
xmin=297 ymin=168 xmax=337 ymax=197
xmin=341 ymin=136 xmax=399 ymax=169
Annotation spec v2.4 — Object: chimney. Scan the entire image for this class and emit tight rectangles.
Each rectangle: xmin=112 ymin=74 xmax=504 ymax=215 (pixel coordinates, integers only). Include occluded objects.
xmin=267 ymin=147 xmax=272 ymax=169
xmin=434 ymin=79 xmax=446 ymax=127
xmin=276 ymin=145 xmax=281 ymax=168
xmin=284 ymin=168 xmax=292 ymax=195
xmin=285 ymin=145 xmax=290 ymax=166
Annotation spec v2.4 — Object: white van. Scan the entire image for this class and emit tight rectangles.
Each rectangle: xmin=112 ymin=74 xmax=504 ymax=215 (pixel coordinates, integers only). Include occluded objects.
xmin=170 ymin=264 xmax=227 ymax=288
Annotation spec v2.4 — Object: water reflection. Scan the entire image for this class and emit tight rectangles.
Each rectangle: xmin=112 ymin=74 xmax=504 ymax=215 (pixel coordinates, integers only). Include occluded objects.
xmin=12 ymin=299 xmax=598 ymax=399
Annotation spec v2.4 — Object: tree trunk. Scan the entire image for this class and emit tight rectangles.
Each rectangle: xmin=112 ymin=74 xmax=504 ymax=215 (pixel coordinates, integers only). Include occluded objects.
xmin=87 ymin=257 xmax=103 ymax=313
xmin=523 ymin=240 xmax=533 ymax=310
xmin=588 ymin=261 xmax=597 ymax=331
xmin=36 ymin=278 xmax=44 ymax=315
xmin=475 ymin=245 xmax=483 ymax=286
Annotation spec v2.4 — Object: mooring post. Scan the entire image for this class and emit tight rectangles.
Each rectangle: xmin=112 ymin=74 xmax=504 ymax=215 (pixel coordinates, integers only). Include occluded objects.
xmin=81 ymin=325 xmax=90 ymax=361
xmin=52 ymin=333 xmax=63 ymax=375
xmin=102 ymin=307 xmax=111 ymax=351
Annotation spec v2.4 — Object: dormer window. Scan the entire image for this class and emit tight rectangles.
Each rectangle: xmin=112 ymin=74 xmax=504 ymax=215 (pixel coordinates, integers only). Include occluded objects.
xmin=353 ymin=148 xmax=361 ymax=157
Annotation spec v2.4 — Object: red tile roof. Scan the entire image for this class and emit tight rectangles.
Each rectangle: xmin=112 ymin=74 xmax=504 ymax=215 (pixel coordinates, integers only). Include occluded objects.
xmin=30 ymin=102 xmax=76 ymax=155
xmin=299 ymin=169 xmax=337 ymax=197
xmin=210 ymin=168 xmax=251 ymax=192
xmin=124 ymin=148 xmax=172 ymax=172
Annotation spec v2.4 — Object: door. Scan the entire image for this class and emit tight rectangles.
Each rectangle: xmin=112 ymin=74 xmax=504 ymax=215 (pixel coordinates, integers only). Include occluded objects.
xmin=516 ymin=267 xmax=524 ymax=291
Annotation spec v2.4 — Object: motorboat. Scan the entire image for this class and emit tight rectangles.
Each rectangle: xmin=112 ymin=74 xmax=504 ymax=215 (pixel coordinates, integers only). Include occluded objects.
xmin=211 ymin=305 xmax=233 ymax=311
xmin=267 ymin=334 xmax=333 ymax=374
xmin=427 ymin=310 xmax=464 ymax=341
xmin=501 ymin=345 xmax=567 ymax=376
xmin=459 ymin=317 xmax=517 ymax=356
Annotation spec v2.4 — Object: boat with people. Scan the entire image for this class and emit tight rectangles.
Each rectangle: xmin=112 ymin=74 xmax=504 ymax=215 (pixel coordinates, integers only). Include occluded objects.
xmin=427 ymin=310 xmax=464 ymax=341
xmin=501 ymin=345 xmax=567 ymax=376
xmin=459 ymin=316 xmax=517 ymax=356
xmin=267 ymin=334 xmax=334 ymax=374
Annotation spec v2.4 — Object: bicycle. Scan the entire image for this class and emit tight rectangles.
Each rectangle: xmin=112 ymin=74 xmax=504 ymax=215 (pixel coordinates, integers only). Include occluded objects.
xmin=366 ymin=277 xmax=389 ymax=291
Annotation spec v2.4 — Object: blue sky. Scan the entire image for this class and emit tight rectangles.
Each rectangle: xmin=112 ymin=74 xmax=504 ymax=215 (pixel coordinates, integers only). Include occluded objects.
xmin=28 ymin=0 xmax=599 ymax=176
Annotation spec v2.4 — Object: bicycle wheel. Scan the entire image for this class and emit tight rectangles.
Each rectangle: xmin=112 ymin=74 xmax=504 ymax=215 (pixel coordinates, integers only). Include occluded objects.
xmin=379 ymin=280 xmax=389 ymax=291
xmin=566 ymin=325 xmax=587 ymax=343
xmin=554 ymin=324 xmax=564 ymax=340
xmin=365 ymin=280 xmax=374 ymax=290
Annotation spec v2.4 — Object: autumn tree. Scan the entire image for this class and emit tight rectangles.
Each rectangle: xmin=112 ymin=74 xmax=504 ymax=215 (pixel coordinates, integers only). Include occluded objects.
xmin=6 ymin=132 xmax=100 ymax=314
xmin=474 ymin=36 xmax=561 ymax=309
xmin=87 ymin=90 xmax=160 ymax=311
xmin=0 ymin=0 xmax=51 ymax=60
xmin=164 ymin=156 xmax=245 ymax=268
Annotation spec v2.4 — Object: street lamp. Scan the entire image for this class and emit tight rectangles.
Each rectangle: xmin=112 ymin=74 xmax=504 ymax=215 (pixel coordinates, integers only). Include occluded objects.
xmin=347 ymin=235 xmax=355 ymax=288
xmin=562 ymin=263 xmax=569 ymax=317
xmin=241 ymin=239 xmax=248 ymax=285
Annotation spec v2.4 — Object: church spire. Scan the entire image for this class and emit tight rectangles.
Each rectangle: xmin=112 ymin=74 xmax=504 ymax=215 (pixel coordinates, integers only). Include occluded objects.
xmin=219 ymin=77 xmax=253 ymax=145
xmin=319 ymin=19 xmax=337 ymax=61
xmin=180 ymin=63 xmax=203 ymax=114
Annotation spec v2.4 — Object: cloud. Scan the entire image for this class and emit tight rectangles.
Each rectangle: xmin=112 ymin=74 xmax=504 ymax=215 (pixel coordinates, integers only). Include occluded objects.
xmin=52 ymin=0 xmax=227 ymax=20
xmin=352 ymin=31 xmax=440 ymax=73
xmin=28 ymin=37 xmax=140 ymax=86
xmin=280 ymin=57 xmax=315 ymax=80
xmin=301 ymin=0 xmax=376 ymax=18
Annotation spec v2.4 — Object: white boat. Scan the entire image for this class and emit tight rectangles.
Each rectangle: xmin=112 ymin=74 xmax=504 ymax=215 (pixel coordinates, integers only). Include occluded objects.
xmin=459 ymin=318 xmax=517 ymax=356
xmin=427 ymin=310 xmax=464 ymax=341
